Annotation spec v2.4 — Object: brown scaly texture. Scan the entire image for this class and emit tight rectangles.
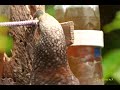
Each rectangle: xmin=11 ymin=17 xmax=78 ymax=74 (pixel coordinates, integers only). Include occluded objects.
xmin=30 ymin=10 xmax=80 ymax=85
xmin=8 ymin=5 xmax=34 ymax=85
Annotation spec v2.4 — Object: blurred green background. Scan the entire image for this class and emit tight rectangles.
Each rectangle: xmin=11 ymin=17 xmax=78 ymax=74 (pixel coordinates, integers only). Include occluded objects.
xmin=0 ymin=15 xmax=13 ymax=55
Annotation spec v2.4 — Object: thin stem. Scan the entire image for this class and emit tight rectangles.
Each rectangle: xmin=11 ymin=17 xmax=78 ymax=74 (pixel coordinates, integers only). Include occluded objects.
xmin=0 ymin=20 xmax=39 ymax=27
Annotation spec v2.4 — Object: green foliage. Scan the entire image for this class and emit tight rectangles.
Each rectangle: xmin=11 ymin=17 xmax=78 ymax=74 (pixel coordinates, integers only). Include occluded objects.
xmin=0 ymin=15 xmax=9 ymax=22
xmin=102 ymin=49 xmax=120 ymax=80
xmin=0 ymin=15 xmax=12 ymax=54
xmin=112 ymin=67 xmax=120 ymax=84
xmin=46 ymin=5 xmax=55 ymax=17
xmin=103 ymin=11 xmax=120 ymax=33
xmin=0 ymin=16 xmax=9 ymax=35
xmin=0 ymin=35 xmax=13 ymax=53
xmin=102 ymin=11 xmax=120 ymax=84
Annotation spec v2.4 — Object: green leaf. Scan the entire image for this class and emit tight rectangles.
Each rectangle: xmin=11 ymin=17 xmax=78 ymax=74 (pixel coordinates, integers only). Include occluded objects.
xmin=0 ymin=15 xmax=9 ymax=35
xmin=103 ymin=11 xmax=120 ymax=33
xmin=0 ymin=35 xmax=13 ymax=53
xmin=112 ymin=67 xmax=120 ymax=84
xmin=46 ymin=5 xmax=55 ymax=17
xmin=102 ymin=49 xmax=120 ymax=80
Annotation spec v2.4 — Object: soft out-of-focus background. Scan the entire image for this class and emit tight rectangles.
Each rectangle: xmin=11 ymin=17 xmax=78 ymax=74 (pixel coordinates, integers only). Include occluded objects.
xmin=0 ymin=5 xmax=13 ymax=57
xmin=46 ymin=5 xmax=120 ymax=85
xmin=1 ymin=5 xmax=120 ymax=85
xmin=100 ymin=5 xmax=120 ymax=85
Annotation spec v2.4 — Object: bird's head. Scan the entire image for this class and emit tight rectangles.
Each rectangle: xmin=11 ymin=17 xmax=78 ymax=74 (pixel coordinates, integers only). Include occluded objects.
xmin=33 ymin=10 xmax=44 ymax=20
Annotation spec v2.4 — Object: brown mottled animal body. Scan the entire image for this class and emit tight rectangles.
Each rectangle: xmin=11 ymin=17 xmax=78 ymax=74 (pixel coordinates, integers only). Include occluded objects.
xmin=31 ymin=10 xmax=79 ymax=85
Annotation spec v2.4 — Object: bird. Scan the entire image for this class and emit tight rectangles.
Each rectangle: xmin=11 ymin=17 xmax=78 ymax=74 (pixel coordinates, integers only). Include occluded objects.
xmin=30 ymin=10 xmax=80 ymax=85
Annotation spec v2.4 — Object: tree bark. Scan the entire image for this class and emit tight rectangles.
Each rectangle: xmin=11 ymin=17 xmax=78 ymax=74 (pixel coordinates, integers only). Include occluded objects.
xmin=0 ymin=5 xmax=75 ymax=85
xmin=7 ymin=5 xmax=34 ymax=85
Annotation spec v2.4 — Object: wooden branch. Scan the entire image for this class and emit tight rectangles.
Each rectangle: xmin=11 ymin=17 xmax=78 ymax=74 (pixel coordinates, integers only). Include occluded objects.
xmin=61 ymin=21 xmax=74 ymax=46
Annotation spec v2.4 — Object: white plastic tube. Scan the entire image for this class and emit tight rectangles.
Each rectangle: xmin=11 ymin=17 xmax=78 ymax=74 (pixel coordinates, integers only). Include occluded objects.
xmin=72 ymin=30 xmax=104 ymax=47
